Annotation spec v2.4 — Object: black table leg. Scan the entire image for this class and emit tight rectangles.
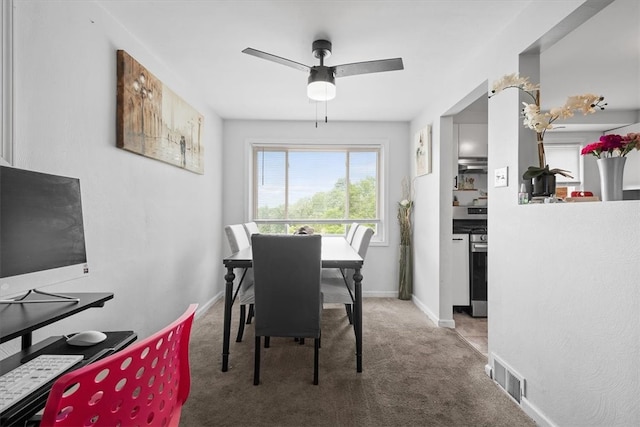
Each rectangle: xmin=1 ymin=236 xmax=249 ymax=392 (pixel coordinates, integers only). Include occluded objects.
xmin=222 ymin=267 xmax=235 ymax=372
xmin=353 ymin=267 xmax=363 ymax=373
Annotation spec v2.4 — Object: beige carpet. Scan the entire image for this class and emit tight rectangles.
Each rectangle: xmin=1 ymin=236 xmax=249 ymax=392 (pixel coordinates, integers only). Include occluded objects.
xmin=181 ymin=298 xmax=534 ymax=427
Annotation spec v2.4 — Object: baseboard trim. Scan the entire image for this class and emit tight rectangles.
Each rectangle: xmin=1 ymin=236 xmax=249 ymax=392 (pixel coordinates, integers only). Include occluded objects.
xmin=411 ymin=295 xmax=454 ymax=328
xmin=521 ymin=396 xmax=557 ymax=427
xmin=438 ymin=318 xmax=455 ymax=328
xmin=362 ymin=291 xmax=398 ymax=298
xmin=195 ymin=292 xmax=222 ymax=319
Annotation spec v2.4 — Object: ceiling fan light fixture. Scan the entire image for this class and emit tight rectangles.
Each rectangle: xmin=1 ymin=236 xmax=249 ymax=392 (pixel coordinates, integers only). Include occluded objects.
xmin=243 ymin=39 xmax=403 ymax=105
xmin=307 ymin=80 xmax=336 ymax=101
xmin=307 ymin=66 xmax=336 ymax=101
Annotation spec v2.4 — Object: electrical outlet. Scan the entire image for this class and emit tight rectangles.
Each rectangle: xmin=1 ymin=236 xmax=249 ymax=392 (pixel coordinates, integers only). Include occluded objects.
xmin=494 ymin=166 xmax=508 ymax=187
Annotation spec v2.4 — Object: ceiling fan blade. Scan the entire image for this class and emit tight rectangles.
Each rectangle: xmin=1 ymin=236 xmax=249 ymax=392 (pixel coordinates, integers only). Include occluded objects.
xmin=333 ymin=58 xmax=404 ymax=78
xmin=242 ymin=48 xmax=311 ymax=73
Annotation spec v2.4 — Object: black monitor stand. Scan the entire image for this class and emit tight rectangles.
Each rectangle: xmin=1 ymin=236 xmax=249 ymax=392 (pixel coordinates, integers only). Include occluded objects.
xmin=0 ymin=292 xmax=114 ymax=349
xmin=0 ymin=289 xmax=81 ymax=305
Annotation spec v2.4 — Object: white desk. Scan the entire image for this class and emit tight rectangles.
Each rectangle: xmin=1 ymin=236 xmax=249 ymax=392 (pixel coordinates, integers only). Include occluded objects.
xmin=222 ymin=236 xmax=364 ymax=372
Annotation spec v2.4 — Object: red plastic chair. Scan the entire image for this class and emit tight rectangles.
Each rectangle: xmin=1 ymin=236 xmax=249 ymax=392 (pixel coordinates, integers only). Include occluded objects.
xmin=39 ymin=304 xmax=198 ymax=427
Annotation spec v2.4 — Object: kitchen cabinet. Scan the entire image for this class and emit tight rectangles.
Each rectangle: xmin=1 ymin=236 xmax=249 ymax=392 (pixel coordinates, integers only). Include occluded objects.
xmin=452 ymin=234 xmax=470 ymax=306
xmin=457 ymin=124 xmax=488 ymax=158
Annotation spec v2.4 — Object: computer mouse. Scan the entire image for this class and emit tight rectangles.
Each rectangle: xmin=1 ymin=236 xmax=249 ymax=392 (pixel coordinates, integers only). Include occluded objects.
xmin=66 ymin=330 xmax=107 ymax=347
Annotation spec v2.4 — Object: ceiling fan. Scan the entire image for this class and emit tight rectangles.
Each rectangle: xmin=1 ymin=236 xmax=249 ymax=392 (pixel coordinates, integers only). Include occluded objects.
xmin=242 ymin=39 xmax=404 ymax=102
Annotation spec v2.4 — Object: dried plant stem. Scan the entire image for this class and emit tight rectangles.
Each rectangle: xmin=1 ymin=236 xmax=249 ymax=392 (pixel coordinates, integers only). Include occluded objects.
xmin=537 ymin=132 xmax=546 ymax=169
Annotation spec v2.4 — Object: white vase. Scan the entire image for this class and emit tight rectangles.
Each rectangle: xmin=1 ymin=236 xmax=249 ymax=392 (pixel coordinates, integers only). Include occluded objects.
xmin=597 ymin=157 xmax=626 ymax=201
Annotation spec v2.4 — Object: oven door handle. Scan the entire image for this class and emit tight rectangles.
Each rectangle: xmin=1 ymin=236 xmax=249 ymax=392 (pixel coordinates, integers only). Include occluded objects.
xmin=471 ymin=243 xmax=488 ymax=251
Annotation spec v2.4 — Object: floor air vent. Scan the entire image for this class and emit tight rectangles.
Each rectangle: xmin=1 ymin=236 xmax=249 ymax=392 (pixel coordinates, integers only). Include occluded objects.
xmin=491 ymin=354 xmax=525 ymax=404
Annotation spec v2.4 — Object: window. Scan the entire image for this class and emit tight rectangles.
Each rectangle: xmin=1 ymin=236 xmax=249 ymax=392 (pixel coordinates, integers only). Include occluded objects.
xmin=545 ymin=143 xmax=583 ymax=185
xmin=251 ymin=144 xmax=382 ymax=239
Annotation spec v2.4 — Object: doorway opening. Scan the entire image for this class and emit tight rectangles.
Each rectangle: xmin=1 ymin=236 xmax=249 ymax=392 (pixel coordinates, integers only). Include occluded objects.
xmin=454 ymin=311 xmax=487 ymax=356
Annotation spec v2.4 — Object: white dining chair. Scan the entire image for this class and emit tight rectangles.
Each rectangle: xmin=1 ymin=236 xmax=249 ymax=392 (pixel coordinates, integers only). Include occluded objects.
xmin=243 ymin=221 xmax=260 ymax=240
xmin=224 ymin=224 xmax=255 ymax=342
xmin=321 ymin=226 xmax=373 ymax=324
xmin=345 ymin=222 xmax=359 ymax=244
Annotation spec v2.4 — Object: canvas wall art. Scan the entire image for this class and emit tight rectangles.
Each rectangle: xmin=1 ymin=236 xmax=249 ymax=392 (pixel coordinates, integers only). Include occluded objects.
xmin=415 ymin=124 xmax=431 ymax=176
xmin=116 ymin=50 xmax=204 ymax=174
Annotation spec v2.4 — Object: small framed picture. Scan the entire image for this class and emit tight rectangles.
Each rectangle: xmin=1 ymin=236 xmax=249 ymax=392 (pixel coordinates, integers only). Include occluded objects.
xmin=415 ymin=124 xmax=432 ymax=176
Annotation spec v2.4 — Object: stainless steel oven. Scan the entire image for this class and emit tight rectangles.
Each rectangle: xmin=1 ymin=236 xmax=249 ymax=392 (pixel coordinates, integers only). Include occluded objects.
xmin=469 ymin=233 xmax=487 ymax=317
xmin=452 ymin=207 xmax=487 ymax=318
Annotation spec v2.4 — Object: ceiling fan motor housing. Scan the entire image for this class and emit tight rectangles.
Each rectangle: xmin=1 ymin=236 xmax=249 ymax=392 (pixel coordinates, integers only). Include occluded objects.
xmin=312 ymin=39 xmax=332 ymax=61
xmin=308 ymin=66 xmax=335 ymax=85
xmin=307 ymin=65 xmax=336 ymax=101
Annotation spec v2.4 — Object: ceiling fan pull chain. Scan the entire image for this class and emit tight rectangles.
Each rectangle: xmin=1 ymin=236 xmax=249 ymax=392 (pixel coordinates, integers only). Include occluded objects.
xmin=315 ymin=101 xmax=318 ymax=128
xmin=325 ymin=100 xmax=328 ymax=123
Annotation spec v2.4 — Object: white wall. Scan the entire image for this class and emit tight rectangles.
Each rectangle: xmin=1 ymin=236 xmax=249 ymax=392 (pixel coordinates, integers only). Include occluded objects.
xmin=222 ymin=119 xmax=410 ymax=296
xmin=2 ymin=0 xmax=224 ymax=356
xmin=412 ymin=0 xmax=640 ymax=425
xmin=5 ymin=1 xmax=639 ymax=424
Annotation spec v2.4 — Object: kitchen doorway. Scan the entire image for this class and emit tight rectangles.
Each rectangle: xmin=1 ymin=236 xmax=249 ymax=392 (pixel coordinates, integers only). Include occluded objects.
xmin=449 ymin=85 xmax=489 ymax=359
xmin=454 ymin=311 xmax=487 ymax=356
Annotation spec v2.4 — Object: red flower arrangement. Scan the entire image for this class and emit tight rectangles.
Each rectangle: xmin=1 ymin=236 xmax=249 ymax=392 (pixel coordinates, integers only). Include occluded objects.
xmin=581 ymin=133 xmax=640 ymax=158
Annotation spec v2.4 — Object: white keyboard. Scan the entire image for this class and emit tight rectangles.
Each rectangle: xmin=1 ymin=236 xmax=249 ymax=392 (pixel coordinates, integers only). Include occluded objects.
xmin=0 ymin=354 xmax=84 ymax=413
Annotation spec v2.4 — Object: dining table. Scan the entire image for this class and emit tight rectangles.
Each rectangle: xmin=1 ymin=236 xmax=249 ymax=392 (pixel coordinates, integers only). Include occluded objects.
xmin=221 ymin=235 xmax=364 ymax=373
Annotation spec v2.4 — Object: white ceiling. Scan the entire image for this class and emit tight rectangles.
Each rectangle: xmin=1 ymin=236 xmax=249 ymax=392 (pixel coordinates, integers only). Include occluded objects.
xmin=98 ymin=0 xmax=639 ymax=124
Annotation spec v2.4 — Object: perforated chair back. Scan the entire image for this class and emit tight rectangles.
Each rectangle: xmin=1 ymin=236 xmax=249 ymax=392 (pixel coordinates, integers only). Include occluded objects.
xmin=39 ymin=304 xmax=198 ymax=427
xmin=345 ymin=223 xmax=359 ymax=244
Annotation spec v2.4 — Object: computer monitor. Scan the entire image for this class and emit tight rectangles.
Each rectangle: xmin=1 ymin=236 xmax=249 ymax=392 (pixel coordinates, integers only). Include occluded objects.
xmin=0 ymin=165 xmax=89 ymax=302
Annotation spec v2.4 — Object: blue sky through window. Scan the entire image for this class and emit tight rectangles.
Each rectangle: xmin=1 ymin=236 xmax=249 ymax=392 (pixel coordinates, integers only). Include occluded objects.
xmin=256 ymin=148 xmax=378 ymax=211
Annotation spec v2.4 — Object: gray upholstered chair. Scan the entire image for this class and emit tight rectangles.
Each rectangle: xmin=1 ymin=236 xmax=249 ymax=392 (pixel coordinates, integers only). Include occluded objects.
xmin=224 ymin=224 xmax=255 ymax=342
xmin=321 ymin=226 xmax=374 ymax=324
xmin=243 ymin=221 xmax=260 ymax=240
xmin=251 ymin=234 xmax=322 ymax=385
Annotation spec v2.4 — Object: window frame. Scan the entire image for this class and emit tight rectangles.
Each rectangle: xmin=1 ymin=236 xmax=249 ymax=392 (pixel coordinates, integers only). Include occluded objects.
xmin=1 ymin=0 xmax=14 ymax=166
xmin=247 ymin=139 xmax=387 ymax=244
